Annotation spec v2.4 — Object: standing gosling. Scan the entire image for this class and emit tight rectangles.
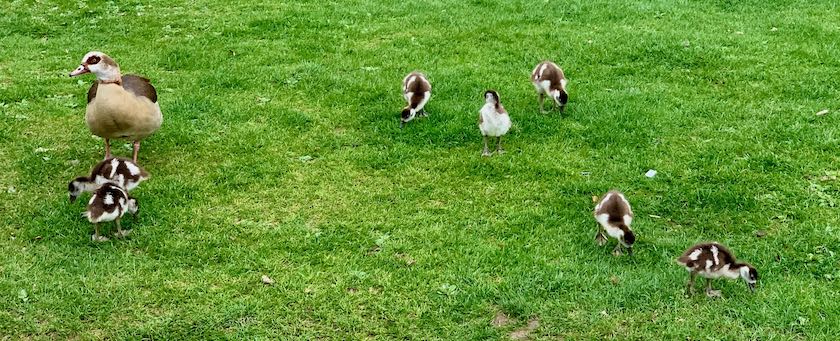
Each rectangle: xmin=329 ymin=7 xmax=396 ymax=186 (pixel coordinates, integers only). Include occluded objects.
xmin=531 ymin=61 xmax=568 ymax=113
xmin=594 ymin=191 xmax=635 ymax=256
xmin=69 ymin=157 xmax=150 ymax=203
xmin=677 ymin=242 xmax=758 ymax=297
xmin=478 ymin=90 xmax=512 ymax=157
xmin=86 ymin=183 xmax=138 ymax=242
xmin=400 ymin=71 xmax=431 ymax=128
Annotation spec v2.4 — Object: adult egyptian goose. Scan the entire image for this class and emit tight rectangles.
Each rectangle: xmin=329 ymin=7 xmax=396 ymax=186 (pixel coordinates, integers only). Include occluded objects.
xmin=68 ymin=157 xmax=150 ymax=203
xmin=69 ymin=51 xmax=162 ymax=162
xmin=531 ymin=61 xmax=568 ymax=113
xmin=85 ymin=182 xmax=139 ymax=241
xmin=478 ymin=90 xmax=512 ymax=157
xmin=594 ymin=190 xmax=636 ymax=256
xmin=677 ymin=242 xmax=758 ymax=297
xmin=400 ymin=71 xmax=432 ymax=128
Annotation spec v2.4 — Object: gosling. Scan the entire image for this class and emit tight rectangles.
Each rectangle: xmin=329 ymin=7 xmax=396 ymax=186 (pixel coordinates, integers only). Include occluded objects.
xmin=400 ymin=71 xmax=431 ymax=128
xmin=677 ymin=242 xmax=758 ymax=297
xmin=594 ymin=190 xmax=636 ymax=256
xmin=531 ymin=60 xmax=568 ymax=113
xmin=69 ymin=157 xmax=149 ymax=203
xmin=85 ymin=183 xmax=138 ymax=242
xmin=477 ymin=90 xmax=512 ymax=157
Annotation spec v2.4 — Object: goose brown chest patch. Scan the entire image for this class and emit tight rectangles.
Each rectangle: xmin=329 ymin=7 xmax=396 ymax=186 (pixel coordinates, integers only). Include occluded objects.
xmin=87 ymin=74 xmax=158 ymax=103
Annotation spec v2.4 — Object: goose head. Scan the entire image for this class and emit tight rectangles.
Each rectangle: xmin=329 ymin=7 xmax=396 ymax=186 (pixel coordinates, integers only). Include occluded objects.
xmin=70 ymin=51 xmax=121 ymax=82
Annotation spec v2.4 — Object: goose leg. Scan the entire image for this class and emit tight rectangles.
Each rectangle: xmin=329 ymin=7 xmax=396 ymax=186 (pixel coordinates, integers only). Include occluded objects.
xmin=538 ymin=93 xmax=545 ymax=113
xmin=132 ymin=141 xmax=141 ymax=163
xmin=482 ymin=136 xmax=491 ymax=157
xmin=496 ymin=137 xmax=505 ymax=154
xmin=104 ymin=139 xmax=111 ymax=160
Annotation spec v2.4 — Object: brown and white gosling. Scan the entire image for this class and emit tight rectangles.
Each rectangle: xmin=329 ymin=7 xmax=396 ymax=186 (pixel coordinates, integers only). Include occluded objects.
xmin=677 ymin=242 xmax=758 ymax=297
xmin=85 ymin=182 xmax=138 ymax=242
xmin=478 ymin=90 xmax=512 ymax=157
xmin=531 ymin=61 xmax=568 ymax=113
xmin=68 ymin=157 xmax=150 ymax=203
xmin=400 ymin=71 xmax=431 ymax=128
xmin=70 ymin=51 xmax=162 ymax=162
xmin=594 ymin=190 xmax=636 ymax=256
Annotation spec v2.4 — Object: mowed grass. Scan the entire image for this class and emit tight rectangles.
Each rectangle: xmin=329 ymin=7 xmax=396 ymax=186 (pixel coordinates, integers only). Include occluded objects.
xmin=1 ymin=0 xmax=840 ymax=339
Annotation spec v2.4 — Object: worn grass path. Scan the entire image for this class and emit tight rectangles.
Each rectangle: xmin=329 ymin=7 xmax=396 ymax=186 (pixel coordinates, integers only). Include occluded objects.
xmin=1 ymin=0 xmax=839 ymax=339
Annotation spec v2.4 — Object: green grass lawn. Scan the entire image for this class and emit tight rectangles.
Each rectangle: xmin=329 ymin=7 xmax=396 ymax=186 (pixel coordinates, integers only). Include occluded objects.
xmin=2 ymin=0 xmax=840 ymax=339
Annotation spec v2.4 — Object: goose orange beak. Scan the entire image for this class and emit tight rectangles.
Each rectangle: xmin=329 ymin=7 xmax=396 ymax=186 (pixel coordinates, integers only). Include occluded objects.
xmin=69 ymin=65 xmax=89 ymax=77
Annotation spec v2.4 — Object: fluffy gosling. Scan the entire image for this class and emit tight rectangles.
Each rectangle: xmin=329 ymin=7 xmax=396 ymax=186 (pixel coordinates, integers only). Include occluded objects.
xmin=85 ymin=183 xmax=138 ymax=242
xmin=69 ymin=157 xmax=149 ymax=203
xmin=677 ymin=242 xmax=758 ymax=297
xmin=477 ymin=90 xmax=512 ymax=157
xmin=400 ymin=71 xmax=431 ymax=128
xmin=594 ymin=190 xmax=636 ymax=256
xmin=531 ymin=60 xmax=568 ymax=113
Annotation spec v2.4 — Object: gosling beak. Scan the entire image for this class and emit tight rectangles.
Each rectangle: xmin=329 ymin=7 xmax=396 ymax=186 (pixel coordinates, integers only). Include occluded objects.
xmin=69 ymin=64 xmax=89 ymax=77
xmin=400 ymin=120 xmax=405 ymax=129
xmin=626 ymin=247 xmax=634 ymax=256
xmin=69 ymin=194 xmax=77 ymax=203
xmin=748 ymin=282 xmax=756 ymax=293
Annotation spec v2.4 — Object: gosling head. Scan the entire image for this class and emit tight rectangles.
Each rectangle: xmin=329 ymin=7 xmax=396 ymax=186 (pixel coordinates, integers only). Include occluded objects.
xmin=552 ymin=89 xmax=568 ymax=107
xmin=738 ymin=264 xmax=759 ymax=292
xmin=484 ymin=90 xmax=500 ymax=106
xmin=68 ymin=177 xmax=96 ymax=203
xmin=400 ymin=107 xmax=416 ymax=129
xmin=126 ymin=197 xmax=139 ymax=216
xmin=618 ymin=224 xmax=635 ymax=255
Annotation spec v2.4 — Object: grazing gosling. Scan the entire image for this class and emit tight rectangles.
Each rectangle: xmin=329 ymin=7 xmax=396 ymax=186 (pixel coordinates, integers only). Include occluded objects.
xmin=86 ymin=183 xmax=138 ymax=242
xmin=400 ymin=71 xmax=431 ymax=128
xmin=478 ymin=90 xmax=512 ymax=157
xmin=677 ymin=242 xmax=758 ymax=297
xmin=594 ymin=191 xmax=636 ymax=256
xmin=68 ymin=158 xmax=150 ymax=203
xmin=531 ymin=61 xmax=568 ymax=113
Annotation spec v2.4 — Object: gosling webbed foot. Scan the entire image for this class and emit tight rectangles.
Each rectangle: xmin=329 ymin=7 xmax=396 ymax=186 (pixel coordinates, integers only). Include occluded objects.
xmin=705 ymin=288 xmax=722 ymax=298
xmin=91 ymin=234 xmax=110 ymax=242
xmin=595 ymin=232 xmax=608 ymax=246
xmin=114 ymin=229 xmax=132 ymax=238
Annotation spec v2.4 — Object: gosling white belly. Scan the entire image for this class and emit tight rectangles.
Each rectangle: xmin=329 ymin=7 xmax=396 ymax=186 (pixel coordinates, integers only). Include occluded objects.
xmin=533 ymin=80 xmax=551 ymax=95
xmin=479 ymin=107 xmax=511 ymax=137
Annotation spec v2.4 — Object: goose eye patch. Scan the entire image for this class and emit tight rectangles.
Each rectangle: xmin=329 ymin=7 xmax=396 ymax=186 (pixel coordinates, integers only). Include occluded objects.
xmin=86 ymin=56 xmax=101 ymax=64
